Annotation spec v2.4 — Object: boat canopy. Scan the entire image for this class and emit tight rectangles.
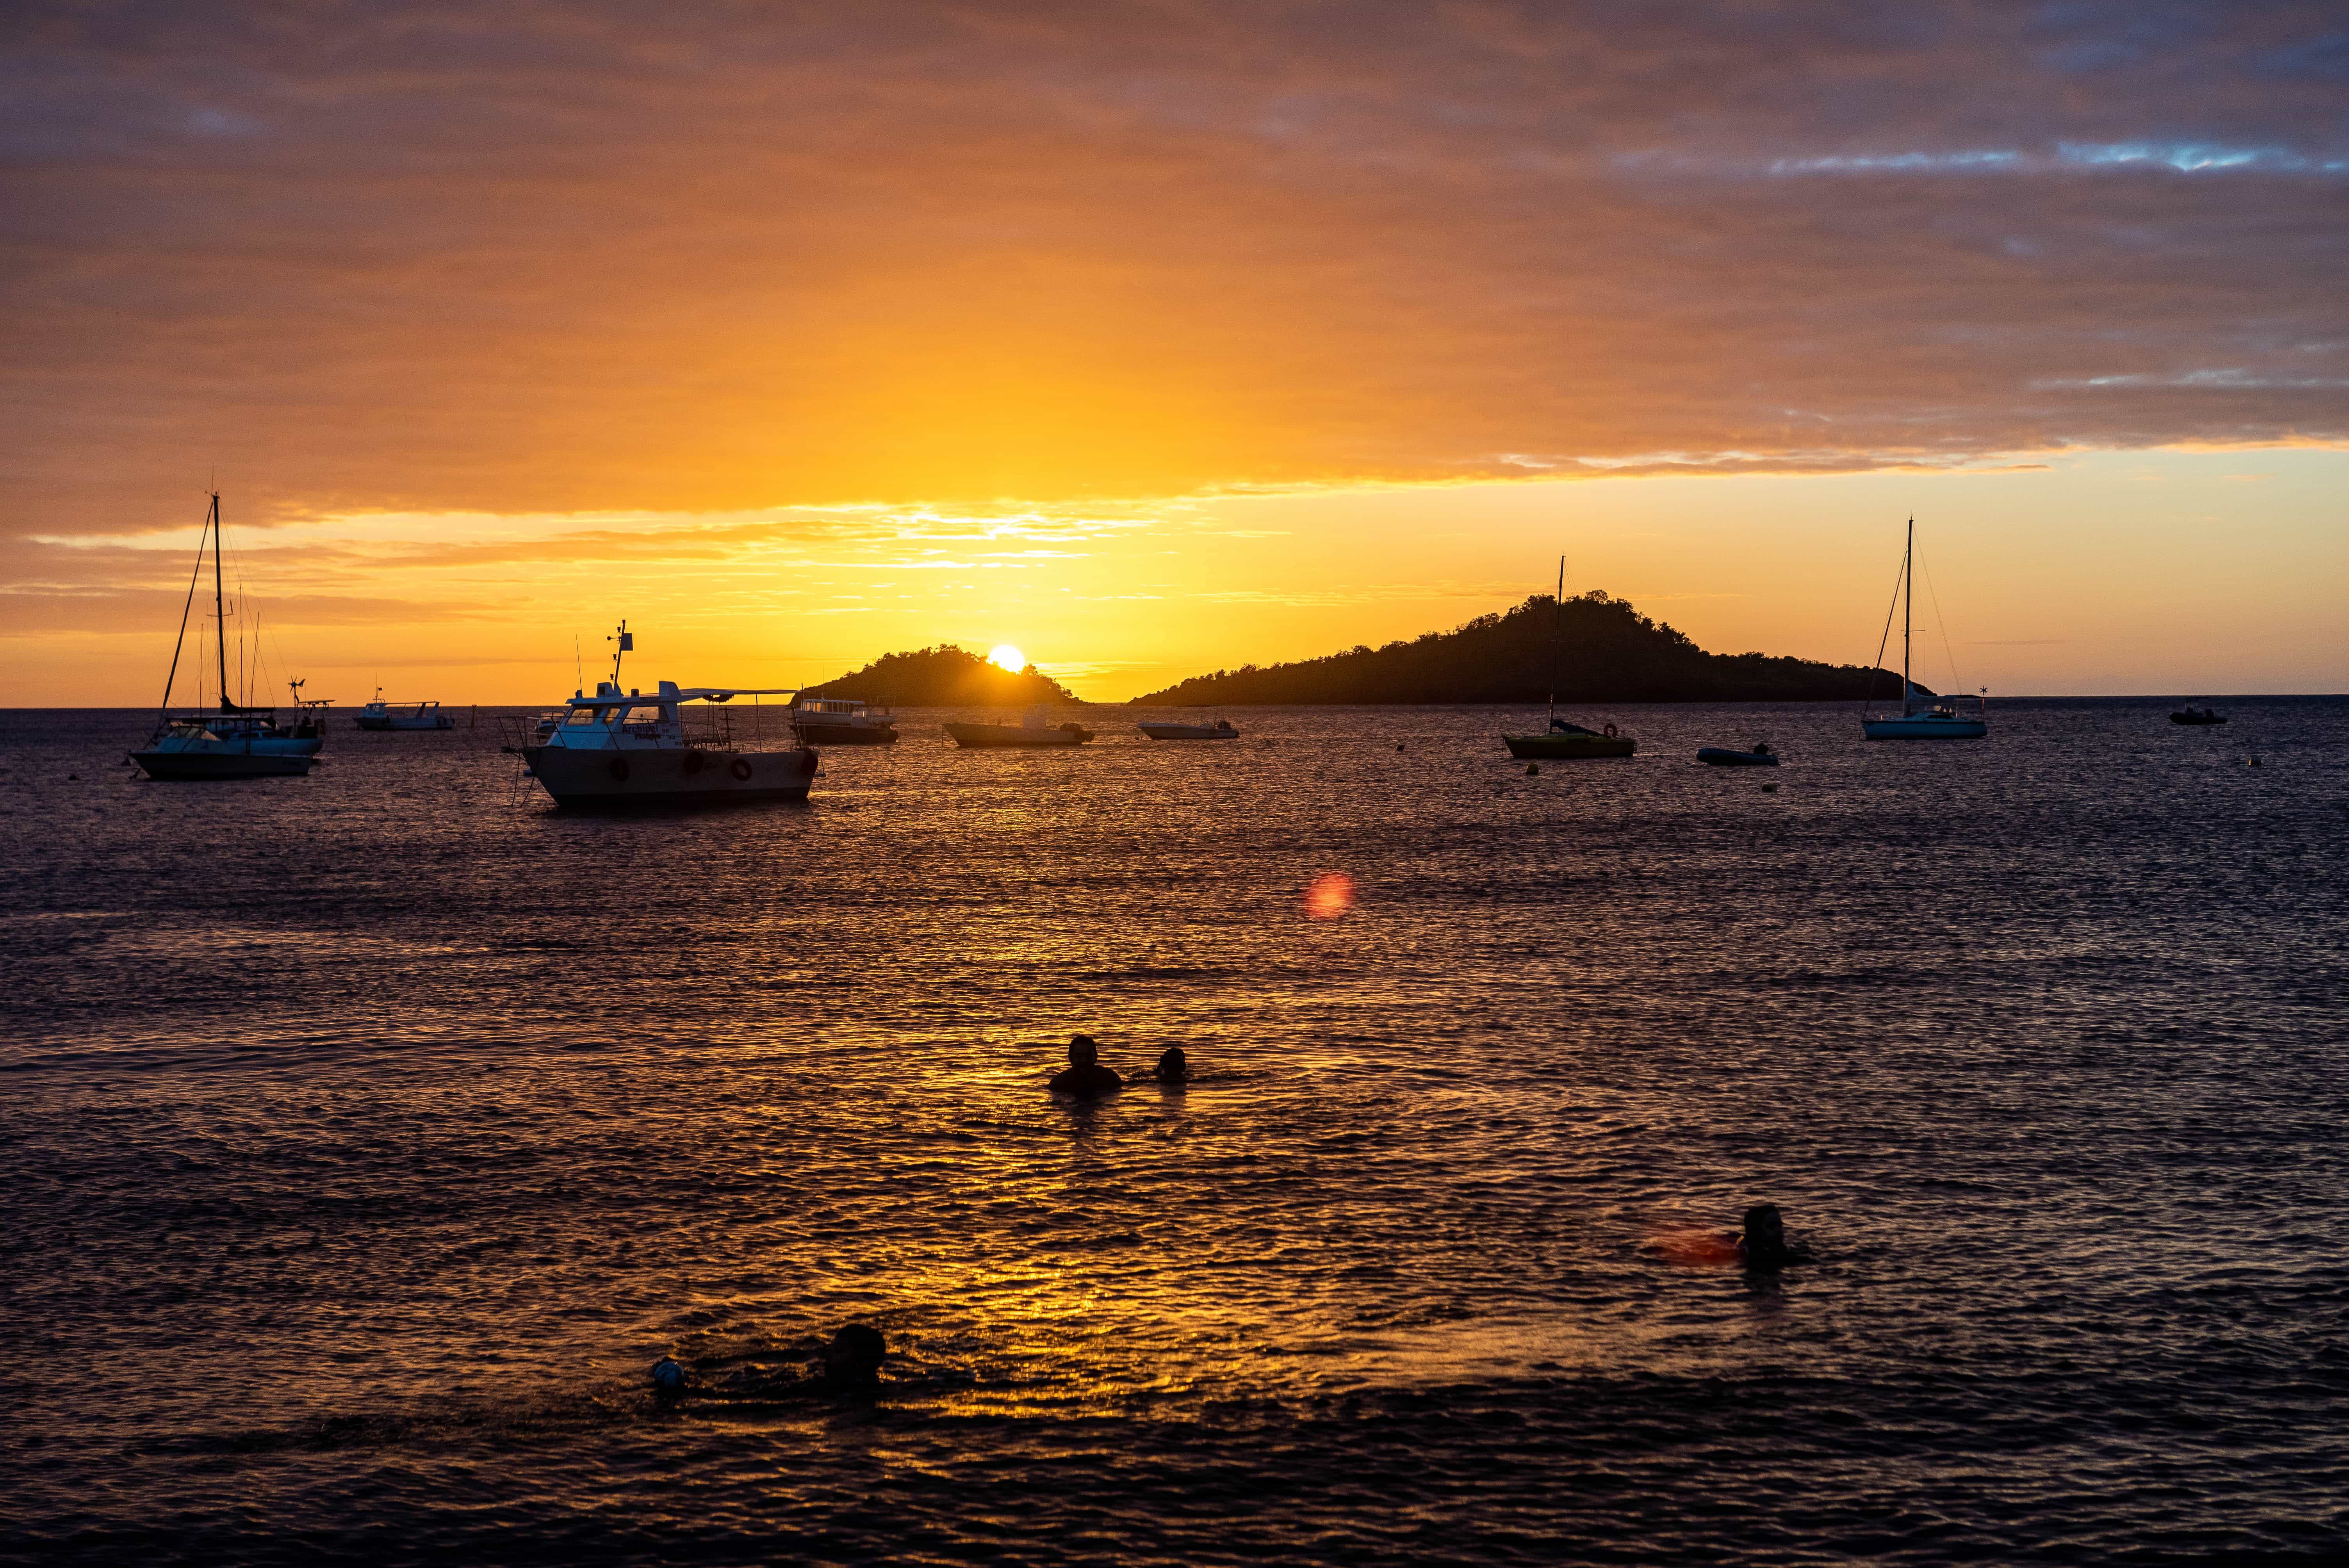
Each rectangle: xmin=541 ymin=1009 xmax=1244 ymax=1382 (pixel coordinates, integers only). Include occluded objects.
xmin=565 ymin=679 xmax=799 ymax=709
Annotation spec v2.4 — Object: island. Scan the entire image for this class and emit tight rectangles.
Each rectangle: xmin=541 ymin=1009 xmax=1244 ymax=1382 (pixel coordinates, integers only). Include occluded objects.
xmin=801 ymin=645 xmax=1080 ymax=707
xmin=1131 ymin=592 xmax=1915 ymax=705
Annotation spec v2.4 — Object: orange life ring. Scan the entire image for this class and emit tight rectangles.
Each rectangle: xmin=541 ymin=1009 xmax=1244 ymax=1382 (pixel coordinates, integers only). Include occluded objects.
xmin=730 ymin=757 xmax=754 ymax=781
xmin=683 ymin=750 xmax=707 ymax=775
xmin=1602 ymin=723 xmax=1618 ymax=739
xmin=608 ymin=757 xmax=630 ymax=781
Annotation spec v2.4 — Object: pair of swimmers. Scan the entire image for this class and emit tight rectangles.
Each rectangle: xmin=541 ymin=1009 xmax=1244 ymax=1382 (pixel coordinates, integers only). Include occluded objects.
xmin=1048 ymin=1033 xmax=1186 ymax=1097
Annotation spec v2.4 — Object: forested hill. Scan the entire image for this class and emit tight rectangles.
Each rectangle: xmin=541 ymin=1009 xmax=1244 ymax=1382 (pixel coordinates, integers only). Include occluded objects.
xmin=803 ymin=645 xmax=1079 ymax=706
xmin=1133 ymin=593 xmax=1916 ymax=705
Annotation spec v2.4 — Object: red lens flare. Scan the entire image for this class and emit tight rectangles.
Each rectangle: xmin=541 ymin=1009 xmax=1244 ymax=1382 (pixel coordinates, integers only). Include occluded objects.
xmin=1304 ymin=872 xmax=1355 ymax=921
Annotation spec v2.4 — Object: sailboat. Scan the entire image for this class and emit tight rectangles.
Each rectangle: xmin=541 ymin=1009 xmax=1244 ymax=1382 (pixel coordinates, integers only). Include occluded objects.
xmin=1502 ymin=556 xmax=1635 ymax=759
xmin=1861 ymin=519 xmax=1987 ymax=741
xmin=128 ymin=493 xmax=330 ymax=780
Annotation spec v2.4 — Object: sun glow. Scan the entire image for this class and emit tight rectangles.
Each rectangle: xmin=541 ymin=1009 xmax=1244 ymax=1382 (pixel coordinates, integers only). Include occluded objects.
xmin=987 ymin=643 xmax=1026 ymax=673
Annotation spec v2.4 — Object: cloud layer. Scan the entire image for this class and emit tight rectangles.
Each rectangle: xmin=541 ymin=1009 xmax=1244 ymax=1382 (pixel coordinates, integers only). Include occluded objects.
xmin=4 ymin=0 xmax=2347 ymax=538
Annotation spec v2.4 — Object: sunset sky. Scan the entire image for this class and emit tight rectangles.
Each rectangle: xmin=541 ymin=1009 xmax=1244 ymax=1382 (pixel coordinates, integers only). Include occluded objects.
xmin=5 ymin=2 xmax=2345 ymax=704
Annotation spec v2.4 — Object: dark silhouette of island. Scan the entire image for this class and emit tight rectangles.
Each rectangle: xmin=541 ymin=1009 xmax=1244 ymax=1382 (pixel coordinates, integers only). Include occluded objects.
xmin=803 ymin=645 xmax=1080 ymax=706
xmin=1131 ymin=592 xmax=1918 ymax=705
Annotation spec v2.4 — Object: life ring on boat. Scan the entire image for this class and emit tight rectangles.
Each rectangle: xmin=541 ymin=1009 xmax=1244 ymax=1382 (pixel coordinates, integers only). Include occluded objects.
xmin=608 ymin=757 xmax=630 ymax=782
xmin=1602 ymin=723 xmax=1619 ymax=739
xmin=730 ymin=757 xmax=754 ymax=781
xmin=682 ymin=750 xmax=707 ymax=775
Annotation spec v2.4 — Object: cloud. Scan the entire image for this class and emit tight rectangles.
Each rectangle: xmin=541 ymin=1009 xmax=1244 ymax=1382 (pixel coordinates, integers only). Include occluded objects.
xmin=2 ymin=0 xmax=2344 ymax=540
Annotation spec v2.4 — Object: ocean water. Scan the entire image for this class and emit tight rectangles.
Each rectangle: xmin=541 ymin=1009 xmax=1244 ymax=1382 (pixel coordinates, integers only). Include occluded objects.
xmin=3 ymin=698 xmax=2344 ymax=1565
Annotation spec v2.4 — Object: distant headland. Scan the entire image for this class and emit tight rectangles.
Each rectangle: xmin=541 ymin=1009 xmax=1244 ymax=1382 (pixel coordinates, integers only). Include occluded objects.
xmin=1130 ymin=592 xmax=1914 ymax=705
xmin=802 ymin=645 xmax=1078 ymax=706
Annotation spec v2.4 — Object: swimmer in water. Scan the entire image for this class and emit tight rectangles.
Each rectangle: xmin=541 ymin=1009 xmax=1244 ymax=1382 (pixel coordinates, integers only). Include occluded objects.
xmin=1734 ymin=1203 xmax=1810 ymax=1269
xmin=1154 ymin=1046 xmax=1188 ymax=1083
xmin=1048 ymin=1034 xmax=1123 ymax=1097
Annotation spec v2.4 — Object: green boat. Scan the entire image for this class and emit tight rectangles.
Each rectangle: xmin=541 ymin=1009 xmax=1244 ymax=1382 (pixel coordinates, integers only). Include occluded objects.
xmin=1500 ymin=555 xmax=1636 ymax=760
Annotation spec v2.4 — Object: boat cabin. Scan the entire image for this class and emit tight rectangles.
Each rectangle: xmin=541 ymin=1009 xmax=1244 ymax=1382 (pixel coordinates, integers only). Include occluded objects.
xmin=535 ymin=679 xmax=799 ymax=751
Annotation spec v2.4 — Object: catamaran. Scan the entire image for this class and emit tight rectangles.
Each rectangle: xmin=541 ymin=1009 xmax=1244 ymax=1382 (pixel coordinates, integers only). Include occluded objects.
xmin=513 ymin=621 xmax=818 ymax=806
xmin=128 ymin=493 xmax=330 ymax=780
xmin=1861 ymin=518 xmax=1987 ymax=740
xmin=1502 ymin=555 xmax=1635 ymax=759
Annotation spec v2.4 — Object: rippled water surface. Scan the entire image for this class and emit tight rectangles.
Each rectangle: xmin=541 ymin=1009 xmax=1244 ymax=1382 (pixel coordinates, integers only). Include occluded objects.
xmin=5 ymin=699 xmax=2345 ymax=1564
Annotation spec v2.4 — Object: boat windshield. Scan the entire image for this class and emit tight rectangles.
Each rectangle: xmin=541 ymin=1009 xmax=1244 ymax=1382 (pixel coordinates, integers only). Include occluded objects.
xmin=564 ymin=708 xmax=606 ymax=726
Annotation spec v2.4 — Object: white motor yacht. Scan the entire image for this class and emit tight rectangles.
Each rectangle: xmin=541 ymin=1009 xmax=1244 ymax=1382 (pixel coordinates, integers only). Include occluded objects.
xmin=514 ymin=622 xmax=816 ymax=806
xmin=789 ymin=697 xmax=900 ymax=745
xmin=355 ymin=691 xmax=455 ymax=731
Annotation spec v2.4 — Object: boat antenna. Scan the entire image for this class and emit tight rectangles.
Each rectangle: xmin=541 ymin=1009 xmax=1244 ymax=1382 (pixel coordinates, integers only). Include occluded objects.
xmin=155 ymin=495 xmax=210 ymax=727
xmin=574 ymin=634 xmax=583 ymax=696
xmin=211 ymin=492 xmax=229 ymax=716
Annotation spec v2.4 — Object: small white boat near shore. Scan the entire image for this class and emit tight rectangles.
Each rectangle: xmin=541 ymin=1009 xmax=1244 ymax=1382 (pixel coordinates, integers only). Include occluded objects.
xmin=945 ymin=706 xmax=1094 ymax=748
xmin=355 ymin=691 xmax=455 ymax=731
xmin=1138 ymin=717 xmax=1238 ymax=740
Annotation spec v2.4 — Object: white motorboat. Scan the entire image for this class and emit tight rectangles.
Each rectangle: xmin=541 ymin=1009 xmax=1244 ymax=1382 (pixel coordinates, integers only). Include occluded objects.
xmin=790 ymin=697 xmax=900 ymax=745
xmin=355 ymin=692 xmax=455 ymax=731
xmin=513 ymin=621 xmax=817 ymax=806
xmin=1861 ymin=519 xmax=1987 ymax=741
xmin=944 ymin=705 xmax=1094 ymax=748
xmin=128 ymin=494 xmax=330 ymax=781
xmin=1138 ymin=717 xmax=1239 ymax=740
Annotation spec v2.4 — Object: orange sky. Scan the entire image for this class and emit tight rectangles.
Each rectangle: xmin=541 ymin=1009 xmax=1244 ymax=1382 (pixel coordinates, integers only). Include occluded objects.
xmin=4 ymin=3 xmax=2345 ymax=702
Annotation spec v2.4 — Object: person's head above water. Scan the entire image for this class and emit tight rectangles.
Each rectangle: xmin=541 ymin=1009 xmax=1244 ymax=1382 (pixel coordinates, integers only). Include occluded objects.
xmin=821 ymin=1324 xmax=886 ymax=1384
xmin=1739 ymin=1204 xmax=1795 ymax=1265
xmin=1155 ymin=1046 xmax=1188 ymax=1082
xmin=1068 ymin=1034 xmax=1100 ymax=1067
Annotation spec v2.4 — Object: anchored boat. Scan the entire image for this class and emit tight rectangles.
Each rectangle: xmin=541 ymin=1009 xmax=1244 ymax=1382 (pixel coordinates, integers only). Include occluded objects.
xmin=2169 ymin=705 xmax=2226 ymax=726
xmin=129 ymin=493 xmax=330 ymax=781
xmin=1861 ymin=519 xmax=1987 ymax=741
xmin=790 ymin=697 xmax=900 ymax=745
xmin=513 ymin=622 xmax=816 ymax=807
xmin=1501 ymin=554 xmax=1636 ymax=759
xmin=1138 ymin=717 xmax=1239 ymax=740
xmin=355 ymin=691 xmax=455 ymax=731
xmin=1697 ymin=743 xmax=1779 ymax=766
xmin=945 ymin=706 xmax=1094 ymax=748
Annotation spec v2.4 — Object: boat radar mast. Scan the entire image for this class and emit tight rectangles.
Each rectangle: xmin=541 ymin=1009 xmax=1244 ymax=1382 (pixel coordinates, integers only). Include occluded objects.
xmin=608 ymin=619 xmax=634 ymax=690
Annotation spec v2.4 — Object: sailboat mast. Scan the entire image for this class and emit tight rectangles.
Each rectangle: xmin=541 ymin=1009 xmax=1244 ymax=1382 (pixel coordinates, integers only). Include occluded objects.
xmin=211 ymin=493 xmax=229 ymax=715
xmin=1902 ymin=517 xmax=1913 ymax=717
xmin=1549 ymin=554 xmax=1564 ymax=722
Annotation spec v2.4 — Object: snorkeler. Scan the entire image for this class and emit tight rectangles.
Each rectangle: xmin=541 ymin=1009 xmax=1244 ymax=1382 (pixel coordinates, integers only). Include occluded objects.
xmin=1734 ymin=1204 xmax=1811 ymax=1269
xmin=1154 ymin=1046 xmax=1188 ymax=1083
xmin=1048 ymin=1034 xmax=1124 ymax=1097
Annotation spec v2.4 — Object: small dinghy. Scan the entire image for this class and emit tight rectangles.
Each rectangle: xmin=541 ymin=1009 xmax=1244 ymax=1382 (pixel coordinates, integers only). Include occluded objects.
xmin=1697 ymin=743 xmax=1779 ymax=766
xmin=2169 ymin=706 xmax=2226 ymax=725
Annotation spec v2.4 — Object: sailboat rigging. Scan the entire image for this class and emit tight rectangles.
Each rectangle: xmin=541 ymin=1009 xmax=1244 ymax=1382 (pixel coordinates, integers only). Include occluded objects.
xmin=128 ymin=492 xmax=330 ymax=779
xmin=1860 ymin=519 xmax=1987 ymax=741
xmin=1502 ymin=554 xmax=1636 ymax=759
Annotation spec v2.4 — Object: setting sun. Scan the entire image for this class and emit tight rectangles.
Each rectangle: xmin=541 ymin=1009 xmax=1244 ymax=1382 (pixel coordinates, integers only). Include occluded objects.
xmin=987 ymin=644 xmax=1025 ymax=673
